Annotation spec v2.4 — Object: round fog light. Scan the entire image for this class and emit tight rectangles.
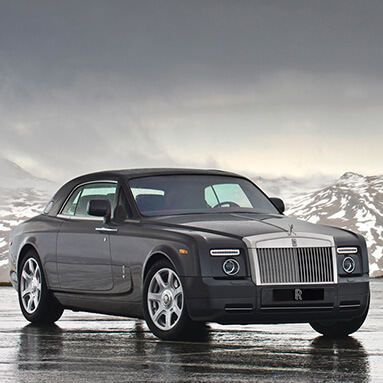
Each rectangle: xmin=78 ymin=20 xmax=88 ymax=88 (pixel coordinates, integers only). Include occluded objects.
xmin=223 ymin=259 xmax=240 ymax=276
xmin=342 ymin=256 xmax=356 ymax=273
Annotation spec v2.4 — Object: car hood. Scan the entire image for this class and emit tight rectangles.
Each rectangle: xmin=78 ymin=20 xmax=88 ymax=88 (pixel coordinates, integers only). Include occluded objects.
xmin=145 ymin=213 xmax=359 ymax=242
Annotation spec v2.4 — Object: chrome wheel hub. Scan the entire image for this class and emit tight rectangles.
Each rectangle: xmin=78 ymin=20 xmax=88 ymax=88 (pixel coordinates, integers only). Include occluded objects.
xmin=162 ymin=290 xmax=173 ymax=308
xmin=147 ymin=268 xmax=184 ymax=331
xmin=20 ymin=258 xmax=42 ymax=314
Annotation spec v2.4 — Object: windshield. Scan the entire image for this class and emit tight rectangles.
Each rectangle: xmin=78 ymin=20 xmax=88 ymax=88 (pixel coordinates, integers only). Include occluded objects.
xmin=128 ymin=175 xmax=279 ymax=217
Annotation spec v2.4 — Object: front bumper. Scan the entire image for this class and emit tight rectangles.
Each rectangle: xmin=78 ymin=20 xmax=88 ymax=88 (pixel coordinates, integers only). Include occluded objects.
xmin=184 ymin=276 xmax=370 ymax=324
xmin=9 ymin=270 xmax=18 ymax=290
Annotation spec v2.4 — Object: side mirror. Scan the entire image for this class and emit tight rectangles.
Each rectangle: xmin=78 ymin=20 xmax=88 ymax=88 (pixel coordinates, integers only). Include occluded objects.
xmin=270 ymin=197 xmax=285 ymax=214
xmin=87 ymin=199 xmax=111 ymax=223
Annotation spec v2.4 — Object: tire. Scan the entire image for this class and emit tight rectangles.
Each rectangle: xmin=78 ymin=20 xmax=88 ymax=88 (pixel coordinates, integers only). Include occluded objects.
xmin=310 ymin=297 xmax=370 ymax=337
xmin=18 ymin=250 xmax=64 ymax=324
xmin=143 ymin=259 xmax=203 ymax=340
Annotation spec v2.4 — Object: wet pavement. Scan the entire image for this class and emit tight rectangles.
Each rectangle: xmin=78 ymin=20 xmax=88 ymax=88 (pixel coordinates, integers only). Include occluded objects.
xmin=0 ymin=280 xmax=382 ymax=383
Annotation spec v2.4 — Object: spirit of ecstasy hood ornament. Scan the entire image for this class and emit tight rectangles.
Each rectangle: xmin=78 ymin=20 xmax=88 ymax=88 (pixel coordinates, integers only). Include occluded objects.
xmin=287 ymin=224 xmax=295 ymax=236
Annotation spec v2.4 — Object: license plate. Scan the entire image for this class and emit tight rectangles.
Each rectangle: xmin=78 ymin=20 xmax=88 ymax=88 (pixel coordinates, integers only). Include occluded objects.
xmin=273 ymin=288 xmax=324 ymax=302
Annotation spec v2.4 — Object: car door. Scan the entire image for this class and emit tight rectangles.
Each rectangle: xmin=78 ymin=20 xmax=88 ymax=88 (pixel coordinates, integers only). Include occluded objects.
xmin=56 ymin=181 xmax=117 ymax=291
xmin=108 ymin=187 xmax=135 ymax=295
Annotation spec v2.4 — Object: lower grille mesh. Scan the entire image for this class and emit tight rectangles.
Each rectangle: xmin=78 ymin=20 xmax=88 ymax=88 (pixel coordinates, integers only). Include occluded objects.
xmin=257 ymin=247 xmax=334 ymax=284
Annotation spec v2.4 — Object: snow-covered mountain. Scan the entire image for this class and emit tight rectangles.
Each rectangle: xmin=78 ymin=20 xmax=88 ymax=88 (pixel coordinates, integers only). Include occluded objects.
xmin=253 ymin=175 xmax=334 ymax=202
xmin=0 ymin=160 xmax=382 ymax=282
xmin=277 ymin=172 xmax=383 ymax=277
xmin=0 ymin=159 xmax=57 ymax=282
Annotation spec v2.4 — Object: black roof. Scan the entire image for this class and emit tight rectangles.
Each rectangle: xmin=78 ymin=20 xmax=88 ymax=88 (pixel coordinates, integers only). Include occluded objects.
xmin=80 ymin=167 xmax=241 ymax=180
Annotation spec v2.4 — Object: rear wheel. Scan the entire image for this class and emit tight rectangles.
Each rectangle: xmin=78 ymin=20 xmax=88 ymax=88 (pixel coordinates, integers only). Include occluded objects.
xmin=143 ymin=259 xmax=204 ymax=340
xmin=18 ymin=250 xmax=63 ymax=323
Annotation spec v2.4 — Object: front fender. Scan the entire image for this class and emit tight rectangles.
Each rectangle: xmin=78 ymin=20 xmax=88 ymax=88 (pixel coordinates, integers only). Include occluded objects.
xmin=144 ymin=241 xmax=199 ymax=279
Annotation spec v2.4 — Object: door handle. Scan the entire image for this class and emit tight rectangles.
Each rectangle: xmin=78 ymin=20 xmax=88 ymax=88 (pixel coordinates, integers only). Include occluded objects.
xmin=95 ymin=227 xmax=119 ymax=233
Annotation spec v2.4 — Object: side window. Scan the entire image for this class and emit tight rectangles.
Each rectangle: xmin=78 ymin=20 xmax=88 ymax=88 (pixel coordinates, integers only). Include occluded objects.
xmin=61 ymin=183 xmax=117 ymax=217
xmin=61 ymin=187 xmax=83 ymax=216
xmin=205 ymin=186 xmax=218 ymax=207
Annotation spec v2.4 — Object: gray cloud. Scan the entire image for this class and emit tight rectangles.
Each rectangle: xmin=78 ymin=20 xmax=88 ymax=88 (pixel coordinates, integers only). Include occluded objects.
xmin=1 ymin=1 xmax=383 ymax=181
xmin=2 ymin=1 xmax=383 ymax=81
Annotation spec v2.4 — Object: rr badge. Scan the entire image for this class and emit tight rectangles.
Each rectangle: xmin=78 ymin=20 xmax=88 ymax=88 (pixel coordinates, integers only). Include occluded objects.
xmin=295 ymin=289 xmax=303 ymax=301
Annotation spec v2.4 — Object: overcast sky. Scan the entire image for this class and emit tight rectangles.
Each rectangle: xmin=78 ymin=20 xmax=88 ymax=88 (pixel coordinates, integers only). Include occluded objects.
xmin=1 ymin=0 xmax=383 ymax=183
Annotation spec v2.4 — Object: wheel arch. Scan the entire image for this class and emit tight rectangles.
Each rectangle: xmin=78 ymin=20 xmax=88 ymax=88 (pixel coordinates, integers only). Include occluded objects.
xmin=143 ymin=251 xmax=177 ymax=281
xmin=143 ymin=239 xmax=195 ymax=278
xmin=16 ymin=243 xmax=52 ymax=292
xmin=17 ymin=244 xmax=40 ymax=275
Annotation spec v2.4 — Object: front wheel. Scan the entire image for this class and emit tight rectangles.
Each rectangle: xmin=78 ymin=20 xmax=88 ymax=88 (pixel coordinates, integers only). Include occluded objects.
xmin=18 ymin=250 xmax=63 ymax=324
xmin=143 ymin=260 xmax=203 ymax=340
xmin=310 ymin=298 xmax=369 ymax=337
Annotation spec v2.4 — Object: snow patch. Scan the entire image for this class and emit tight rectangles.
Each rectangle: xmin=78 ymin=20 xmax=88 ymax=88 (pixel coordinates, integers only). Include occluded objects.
xmin=328 ymin=210 xmax=346 ymax=219
xmin=307 ymin=215 xmax=320 ymax=224
xmin=369 ymin=263 xmax=380 ymax=274
xmin=0 ymin=224 xmax=11 ymax=231
xmin=371 ymin=247 xmax=383 ymax=261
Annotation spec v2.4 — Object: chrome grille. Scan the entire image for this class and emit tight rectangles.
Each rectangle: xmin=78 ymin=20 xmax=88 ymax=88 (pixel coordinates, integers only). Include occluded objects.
xmin=257 ymin=247 xmax=335 ymax=284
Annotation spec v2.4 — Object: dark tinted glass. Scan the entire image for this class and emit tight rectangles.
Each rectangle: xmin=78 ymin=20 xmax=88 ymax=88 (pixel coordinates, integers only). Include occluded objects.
xmin=129 ymin=175 xmax=279 ymax=216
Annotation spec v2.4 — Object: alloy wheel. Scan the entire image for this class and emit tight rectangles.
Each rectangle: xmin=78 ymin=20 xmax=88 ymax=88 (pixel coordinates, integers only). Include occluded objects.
xmin=20 ymin=258 xmax=42 ymax=314
xmin=147 ymin=267 xmax=184 ymax=331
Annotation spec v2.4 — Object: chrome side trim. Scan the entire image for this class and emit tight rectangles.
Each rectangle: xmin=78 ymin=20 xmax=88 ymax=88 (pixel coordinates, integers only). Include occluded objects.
xmin=57 ymin=214 xmax=102 ymax=221
xmin=95 ymin=227 xmax=119 ymax=233
xmin=339 ymin=303 xmax=360 ymax=309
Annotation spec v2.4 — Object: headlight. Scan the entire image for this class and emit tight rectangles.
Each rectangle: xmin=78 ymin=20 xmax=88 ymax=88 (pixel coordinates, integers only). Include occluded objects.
xmin=342 ymin=257 xmax=356 ymax=273
xmin=210 ymin=249 xmax=240 ymax=256
xmin=222 ymin=259 xmax=240 ymax=276
xmin=337 ymin=247 xmax=360 ymax=276
xmin=337 ymin=247 xmax=358 ymax=254
xmin=209 ymin=247 xmax=246 ymax=278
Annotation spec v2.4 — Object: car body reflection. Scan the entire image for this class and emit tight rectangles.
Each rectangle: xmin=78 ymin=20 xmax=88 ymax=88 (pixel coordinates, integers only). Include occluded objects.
xmin=309 ymin=336 xmax=369 ymax=381
xmin=16 ymin=321 xmax=370 ymax=382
